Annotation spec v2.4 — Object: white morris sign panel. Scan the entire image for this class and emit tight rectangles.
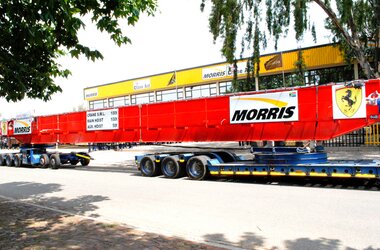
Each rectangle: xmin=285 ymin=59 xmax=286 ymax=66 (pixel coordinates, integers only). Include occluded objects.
xmin=230 ymin=91 xmax=299 ymax=124
xmin=14 ymin=118 xmax=32 ymax=135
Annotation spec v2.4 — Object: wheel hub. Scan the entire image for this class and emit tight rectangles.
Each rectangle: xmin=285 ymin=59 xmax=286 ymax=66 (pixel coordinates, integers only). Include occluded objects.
xmin=142 ymin=161 xmax=153 ymax=174
xmin=190 ymin=161 xmax=203 ymax=176
xmin=165 ymin=161 xmax=176 ymax=174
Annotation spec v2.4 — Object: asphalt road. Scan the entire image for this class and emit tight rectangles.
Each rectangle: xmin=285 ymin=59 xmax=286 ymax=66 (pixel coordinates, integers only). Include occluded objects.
xmin=0 ymin=146 xmax=380 ymax=249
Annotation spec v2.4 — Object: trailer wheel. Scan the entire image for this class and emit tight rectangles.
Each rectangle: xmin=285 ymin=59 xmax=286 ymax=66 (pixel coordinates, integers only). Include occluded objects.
xmin=80 ymin=159 xmax=90 ymax=166
xmin=140 ymin=156 xmax=160 ymax=177
xmin=161 ymin=156 xmax=184 ymax=178
xmin=0 ymin=155 xmax=5 ymax=166
xmin=49 ymin=154 xmax=61 ymax=169
xmin=39 ymin=154 xmax=49 ymax=168
xmin=70 ymin=160 xmax=79 ymax=166
xmin=77 ymin=153 xmax=90 ymax=166
xmin=186 ymin=155 xmax=210 ymax=180
xmin=5 ymin=154 xmax=13 ymax=167
xmin=13 ymin=155 xmax=21 ymax=167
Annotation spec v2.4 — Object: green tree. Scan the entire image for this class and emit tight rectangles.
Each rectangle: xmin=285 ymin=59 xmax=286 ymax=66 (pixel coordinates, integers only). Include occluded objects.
xmin=201 ymin=0 xmax=380 ymax=82
xmin=0 ymin=0 xmax=157 ymax=102
xmin=293 ymin=49 xmax=307 ymax=85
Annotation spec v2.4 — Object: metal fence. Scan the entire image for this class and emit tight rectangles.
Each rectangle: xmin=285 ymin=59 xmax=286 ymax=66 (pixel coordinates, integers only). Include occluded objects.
xmin=325 ymin=123 xmax=380 ymax=147
xmin=364 ymin=123 xmax=380 ymax=146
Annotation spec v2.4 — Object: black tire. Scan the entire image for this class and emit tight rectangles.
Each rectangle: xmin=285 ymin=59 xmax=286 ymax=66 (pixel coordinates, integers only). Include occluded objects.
xmin=39 ymin=154 xmax=49 ymax=168
xmin=161 ymin=156 xmax=185 ymax=178
xmin=140 ymin=156 xmax=160 ymax=177
xmin=77 ymin=152 xmax=90 ymax=166
xmin=80 ymin=158 xmax=90 ymax=166
xmin=49 ymin=154 xmax=61 ymax=169
xmin=13 ymin=155 xmax=21 ymax=167
xmin=5 ymin=154 xmax=13 ymax=167
xmin=0 ymin=155 xmax=5 ymax=166
xmin=70 ymin=160 xmax=79 ymax=166
xmin=186 ymin=155 xmax=210 ymax=180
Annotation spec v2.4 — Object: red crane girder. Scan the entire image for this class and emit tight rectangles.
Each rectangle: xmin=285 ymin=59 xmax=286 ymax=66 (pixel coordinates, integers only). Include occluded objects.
xmin=7 ymin=79 xmax=380 ymax=144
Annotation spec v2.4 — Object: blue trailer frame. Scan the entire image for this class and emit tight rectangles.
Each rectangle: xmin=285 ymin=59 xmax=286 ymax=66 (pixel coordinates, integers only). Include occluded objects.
xmin=0 ymin=145 xmax=92 ymax=169
xmin=135 ymin=146 xmax=380 ymax=180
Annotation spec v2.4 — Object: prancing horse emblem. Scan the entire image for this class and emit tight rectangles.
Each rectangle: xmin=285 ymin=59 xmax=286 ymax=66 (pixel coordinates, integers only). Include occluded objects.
xmin=335 ymin=87 xmax=362 ymax=117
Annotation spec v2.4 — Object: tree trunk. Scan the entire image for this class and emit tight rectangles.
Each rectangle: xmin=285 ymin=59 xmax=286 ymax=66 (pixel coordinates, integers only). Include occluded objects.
xmin=354 ymin=46 xmax=378 ymax=79
xmin=313 ymin=0 xmax=379 ymax=79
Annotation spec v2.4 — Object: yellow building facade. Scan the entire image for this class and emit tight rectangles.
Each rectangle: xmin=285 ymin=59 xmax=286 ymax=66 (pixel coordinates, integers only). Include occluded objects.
xmin=84 ymin=44 xmax=351 ymax=110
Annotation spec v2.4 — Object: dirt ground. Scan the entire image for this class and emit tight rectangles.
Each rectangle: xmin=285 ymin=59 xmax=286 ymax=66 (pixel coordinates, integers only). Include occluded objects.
xmin=0 ymin=197 xmax=222 ymax=250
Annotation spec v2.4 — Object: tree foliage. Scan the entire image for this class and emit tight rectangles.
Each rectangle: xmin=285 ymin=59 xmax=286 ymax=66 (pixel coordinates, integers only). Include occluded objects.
xmin=201 ymin=0 xmax=380 ymax=84
xmin=294 ymin=49 xmax=307 ymax=85
xmin=0 ymin=0 xmax=157 ymax=102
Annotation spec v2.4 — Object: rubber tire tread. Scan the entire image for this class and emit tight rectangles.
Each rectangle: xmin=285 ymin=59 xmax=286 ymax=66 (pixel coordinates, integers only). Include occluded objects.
xmin=140 ymin=156 xmax=160 ymax=177
xmin=40 ymin=154 xmax=49 ymax=168
xmin=79 ymin=152 xmax=90 ymax=166
xmin=5 ymin=154 xmax=13 ymax=167
xmin=161 ymin=156 xmax=184 ymax=178
xmin=70 ymin=160 xmax=79 ymax=166
xmin=186 ymin=155 xmax=210 ymax=180
xmin=13 ymin=155 xmax=21 ymax=167
xmin=0 ymin=155 xmax=5 ymax=166
xmin=49 ymin=154 xmax=61 ymax=169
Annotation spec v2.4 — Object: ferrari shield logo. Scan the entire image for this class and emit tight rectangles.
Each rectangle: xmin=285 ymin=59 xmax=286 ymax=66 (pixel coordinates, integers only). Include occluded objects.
xmin=332 ymin=85 xmax=366 ymax=119
xmin=335 ymin=87 xmax=362 ymax=117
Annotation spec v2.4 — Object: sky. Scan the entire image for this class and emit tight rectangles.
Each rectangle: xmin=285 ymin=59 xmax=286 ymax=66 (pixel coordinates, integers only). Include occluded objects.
xmin=0 ymin=0 xmax=331 ymax=119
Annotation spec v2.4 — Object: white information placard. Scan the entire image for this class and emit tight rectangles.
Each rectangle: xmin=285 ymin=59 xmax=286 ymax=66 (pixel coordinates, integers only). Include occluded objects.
xmin=86 ymin=109 xmax=119 ymax=131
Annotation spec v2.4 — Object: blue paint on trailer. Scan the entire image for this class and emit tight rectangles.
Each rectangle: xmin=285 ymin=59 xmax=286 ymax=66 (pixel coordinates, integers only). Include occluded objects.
xmin=135 ymin=146 xmax=380 ymax=180
xmin=0 ymin=145 xmax=92 ymax=169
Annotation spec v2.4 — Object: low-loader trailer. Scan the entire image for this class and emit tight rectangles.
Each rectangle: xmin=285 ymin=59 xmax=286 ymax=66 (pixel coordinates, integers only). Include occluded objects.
xmin=135 ymin=146 xmax=380 ymax=180
xmin=0 ymin=145 xmax=91 ymax=169
xmin=1 ymin=79 xmax=380 ymax=181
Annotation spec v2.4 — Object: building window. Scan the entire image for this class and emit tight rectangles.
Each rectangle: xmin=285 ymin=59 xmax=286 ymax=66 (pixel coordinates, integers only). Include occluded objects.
xmin=219 ymin=82 xmax=232 ymax=95
xmin=162 ymin=89 xmax=178 ymax=102
xmin=149 ymin=92 xmax=155 ymax=103
xmin=177 ymin=89 xmax=183 ymax=99
xmin=89 ymin=101 xmax=94 ymax=110
xmin=109 ymin=98 xmax=114 ymax=107
xmin=156 ymin=91 xmax=162 ymax=102
xmin=135 ymin=93 xmax=150 ymax=104
xmin=188 ymin=86 xmax=201 ymax=98
xmin=91 ymin=100 xmax=106 ymax=109
xmin=185 ymin=87 xmax=192 ymax=99
xmin=200 ymin=85 xmax=209 ymax=97
xmin=259 ymin=65 xmax=354 ymax=89
xmin=185 ymin=84 xmax=216 ymax=99
xmin=131 ymin=95 xmax=136 ymax=105
xmin=124 ymin=96 xmax=130 ymax=106
xmin=210 ymin=83 xmax=217 ymax=96
xmin=110 ymin=97 xmax=126 ymax=107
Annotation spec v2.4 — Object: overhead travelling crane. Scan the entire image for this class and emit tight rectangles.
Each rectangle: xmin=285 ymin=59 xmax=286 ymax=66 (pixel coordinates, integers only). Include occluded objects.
xmin=1 ymin=79 xmax=380 ymax=180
